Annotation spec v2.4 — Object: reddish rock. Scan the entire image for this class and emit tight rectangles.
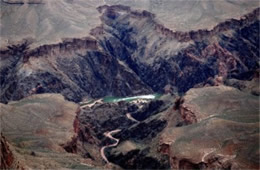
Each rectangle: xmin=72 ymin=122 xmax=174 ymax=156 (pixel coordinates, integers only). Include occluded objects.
xmin=1 ymin=134 xmax=14 ymax=169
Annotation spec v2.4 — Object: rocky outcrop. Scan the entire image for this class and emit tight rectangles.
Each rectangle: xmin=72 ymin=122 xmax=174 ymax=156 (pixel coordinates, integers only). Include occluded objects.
xmin=1 ymin=134 xmax=16 ymax=169
xmin=0 ymin=94 xmax=96 ymax=169
xmin=224 ymin=70 xmax=260 ymax=96
xmin=130 ymin=100 xmax=164 ymax=121
xmin=154 ymin=8 xmax=260 ymax=42
xmin=0 ymin=133 xmax=25 ymax=169
xmin=160 ymin=86 xmax=259 ymax=169
xmin=1 ymin=5 xmax=259 ymax=104
xmin=0 ymin=36 xmax=152 ymax=103
xmin=97 ymin=5 xmax=259 ymax=42
xmin=24 ymin=37 xmax=98 ymax=62
xmin=92 ymin=5 xmax=259 ymax=95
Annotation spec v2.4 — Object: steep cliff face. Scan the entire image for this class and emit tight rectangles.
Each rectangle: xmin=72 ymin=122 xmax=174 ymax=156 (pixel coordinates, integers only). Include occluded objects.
xmin=0 ymin=37 xmax=152 ymax=103
xmin=0 ymin=5 xmax=259 ymax=104
xmin=92 ymin=5 xmax=259 ymax=94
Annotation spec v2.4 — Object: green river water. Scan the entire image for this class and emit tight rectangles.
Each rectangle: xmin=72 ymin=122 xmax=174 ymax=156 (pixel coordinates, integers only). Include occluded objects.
xmin=79 ymin=94 xmax=162 ymax=106
xmin=103 ymin=94 xmax=162 ymax=103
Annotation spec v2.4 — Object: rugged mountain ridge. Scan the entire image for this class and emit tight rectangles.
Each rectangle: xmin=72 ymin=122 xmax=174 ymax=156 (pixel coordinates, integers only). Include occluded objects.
xmin=1 ymin=5 xmax=259 ymax=103
xmin=0 ymin=36 xmax=152 ymax=103
xmin=93 ymin=5 xmax=259 ymax=94
xmin=96 ymin=5 xmax=259 ymax=42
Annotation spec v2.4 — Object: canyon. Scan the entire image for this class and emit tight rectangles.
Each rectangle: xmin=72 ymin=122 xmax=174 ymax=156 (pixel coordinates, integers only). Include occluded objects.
xmin=1 ymin=0 xmax=259 ymax=169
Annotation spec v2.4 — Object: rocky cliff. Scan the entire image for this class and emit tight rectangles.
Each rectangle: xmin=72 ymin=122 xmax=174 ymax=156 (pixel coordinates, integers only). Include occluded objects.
xmin=160 ymin=86 xmax=259 ymax=169
xmin=0 ymin=94 xmax=99 ymax=169
xmin=1 ymin=5 xmax=259 ymax=104
xmin=91 ymin=5 xmax=259 ymax=95
xmin=0 ymin=36 xmax=152 ymax=103
xmin=0 ymin=134 xmax=21 ymax=169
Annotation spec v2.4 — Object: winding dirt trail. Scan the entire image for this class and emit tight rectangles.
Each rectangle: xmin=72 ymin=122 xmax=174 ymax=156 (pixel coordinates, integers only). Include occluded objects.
xmin=126 ymin=113 xmax=139 ymax=123
xmin=100 ymin=129 xmax=121 ymax=164
xmin=100 ymin=112 xmax=141 ymax=164
xmin=80 ymin=95 xmax=156 ymax=164
xmin=98 ymin=96 xmax=154 ymax=164
xmin=80 ymin=99 xmax=103 ymax=109
xmin=100 ymin=112 xmax=140 ymax=164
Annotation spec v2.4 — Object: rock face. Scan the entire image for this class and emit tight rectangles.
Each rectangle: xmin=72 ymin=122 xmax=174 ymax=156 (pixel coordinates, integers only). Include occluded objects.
xmin=1 ymin=134 xmax=17 ymax=169
xmin=160 ymin=86 xmax=259 ymax=169
xmin=93 ymin=5 xmax=259 ymax=94
xmin=1 ymin=5 xmax=259 ymax=104
xmin=0 ymin=94 xmax=96 ymax=169
xmin=224 ymin=70 xmax=260 ymax=96
xmin=0 ymin=37 xmax=152 ymax=103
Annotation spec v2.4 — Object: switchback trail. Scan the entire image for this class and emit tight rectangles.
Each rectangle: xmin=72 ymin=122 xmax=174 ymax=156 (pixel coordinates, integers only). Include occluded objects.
xmin=100 ymin=129 xmax=121 ymax=164
xmin=100 ymin=112 xmax=140 ymax=164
